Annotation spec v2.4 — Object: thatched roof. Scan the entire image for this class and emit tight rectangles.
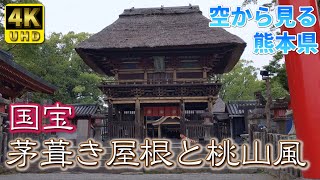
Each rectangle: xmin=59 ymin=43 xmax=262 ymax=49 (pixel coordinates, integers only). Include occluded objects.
xmin=76 ymin=5 xmax=246 ymax=74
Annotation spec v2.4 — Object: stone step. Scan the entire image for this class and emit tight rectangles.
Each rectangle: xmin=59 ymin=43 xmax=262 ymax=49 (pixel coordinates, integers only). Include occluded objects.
xmin=16 ymin=163 xmax=260 ymax=174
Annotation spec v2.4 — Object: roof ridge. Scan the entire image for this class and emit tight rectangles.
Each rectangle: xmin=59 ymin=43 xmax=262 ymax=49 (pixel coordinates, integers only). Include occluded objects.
xmin=120 ymin=5 xmax=201 ymax=17
xmin=228 ymin=100 xmax=256 ymax=103
xmin=123 ymin=5 xmax=200 ymax=11
xmin=71 ymin=103 xmax=97 ymax=106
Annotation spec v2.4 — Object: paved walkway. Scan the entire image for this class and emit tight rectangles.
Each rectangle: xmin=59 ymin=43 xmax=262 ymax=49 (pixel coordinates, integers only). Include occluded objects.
xmin=0 ymin=173 xmax=278 ymax=180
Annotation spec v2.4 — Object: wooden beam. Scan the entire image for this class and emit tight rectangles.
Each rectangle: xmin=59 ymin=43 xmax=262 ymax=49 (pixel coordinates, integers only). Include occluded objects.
xmin=109 ymin=96 xmax=217 ymax=104
xmin=135 ymin=100 xmax=142 ymax=140
xmin=84 ymin=45 xmax=235 ymax=57
xmin=0 ymin=64 xmax=54 ymax=94
xmin=0 ymin=86 xmax=16 ymax=98
xmin=0 ymin=85 xmax=25 ymax=98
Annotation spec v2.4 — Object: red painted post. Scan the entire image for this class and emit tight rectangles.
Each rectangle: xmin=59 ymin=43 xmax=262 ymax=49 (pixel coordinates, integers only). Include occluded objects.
xmin=277 ymin=0 xmax=320 ymax=178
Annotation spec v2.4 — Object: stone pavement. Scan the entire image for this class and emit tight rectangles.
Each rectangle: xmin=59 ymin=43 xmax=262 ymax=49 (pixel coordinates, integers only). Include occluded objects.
xmin=0 ymin=173 xmax=279 ymax=180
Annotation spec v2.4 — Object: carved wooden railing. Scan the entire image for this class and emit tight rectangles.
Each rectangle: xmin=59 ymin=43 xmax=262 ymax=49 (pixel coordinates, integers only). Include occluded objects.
xmin=100 ymin=82 xmax=222 ymax=98
xmin=102 ymin=78 xmax=220 ymax=85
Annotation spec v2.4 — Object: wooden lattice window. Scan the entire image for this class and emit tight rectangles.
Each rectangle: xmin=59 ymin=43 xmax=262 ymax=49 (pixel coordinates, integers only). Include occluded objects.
xmin=177 ymin=72 xmax=202 ymax=79
xmin=153 ymin=56 xmax=165 ymax=72
xmin=118 ymin=73 xmax=144 ymax=80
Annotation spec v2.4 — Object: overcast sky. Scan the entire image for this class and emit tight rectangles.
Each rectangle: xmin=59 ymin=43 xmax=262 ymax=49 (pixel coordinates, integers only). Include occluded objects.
xmin=41 ymin=0 xmax=275 ymax=69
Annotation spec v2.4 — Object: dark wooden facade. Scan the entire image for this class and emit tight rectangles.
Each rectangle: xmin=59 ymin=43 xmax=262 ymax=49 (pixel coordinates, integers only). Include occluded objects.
xmin=76 ymin=6 xmax=246 ymax=140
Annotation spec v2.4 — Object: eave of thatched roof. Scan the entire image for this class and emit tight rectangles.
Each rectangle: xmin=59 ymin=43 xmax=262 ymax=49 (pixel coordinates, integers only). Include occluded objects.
xmin=76 ymin=5 xmax=246 ymax=74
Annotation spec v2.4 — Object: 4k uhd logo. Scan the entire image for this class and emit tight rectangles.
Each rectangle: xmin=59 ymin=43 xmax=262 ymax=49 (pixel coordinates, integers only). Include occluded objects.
xmin=5 ymin=4 xmax=44 ymax=44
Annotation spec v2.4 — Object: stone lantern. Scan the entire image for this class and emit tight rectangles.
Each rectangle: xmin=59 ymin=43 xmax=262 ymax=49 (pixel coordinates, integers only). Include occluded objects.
xmin=201 ymin=109 xmax=213 ymax=142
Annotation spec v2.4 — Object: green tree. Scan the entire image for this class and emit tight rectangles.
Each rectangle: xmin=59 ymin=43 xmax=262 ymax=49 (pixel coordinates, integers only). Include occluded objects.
xmin=0 ymin=1 xmax=104 ymax=104
xmin=243 ymin=0 xmax=320 ymax=93
xmin=220 ymin=60 xmax=263 ymax=101
xmin=0 ymin=0 xmax=41 ymax=41
xmin=1 ymin=32 xmax=103 ymax=104
xmin=263 ymin=52 xmax=288 ymax=91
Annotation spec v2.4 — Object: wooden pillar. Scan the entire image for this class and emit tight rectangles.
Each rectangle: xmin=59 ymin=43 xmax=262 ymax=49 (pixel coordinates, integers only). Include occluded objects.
xmin=144 ymin=70 xmax=148 ymax=84
xmin=180 ymin=100 xmax=186 ymax=135
xmin=115 ymin=73 xmax=119 ymax=81
xmin=152 ymin=126 xmax=155 ymax=138
xmin=203 ymin=67 xmax=208 ymax=79
xmin=230 ymin=118 xmax=234 ymax=139
xmin=113 ymin=69 xmax=119 ymax=84
xmin=277 ymin=0 xmax=320 ymax=177
xmin=107 ymin=100 xmax=113 ymax=140
xmin=135 ymin=100 xmax=142 ymax=140
xmin=244 ymin=110 xmax=249 ymax=133
xmin=158 ymin=125 xmax=161 ymax=138
xmin=173 ymin=69 xmax=177 ymax=84
xmin=120 ymin=109 xmax=124 ymax=121
xmin=208 ymin=97 xmax=213 ymax=114
xmin=140 ymin=108 xmax=145 ymax=138
xmin=203 ymin=67 xmax=210 ymax=83
xmin=108 ymin=101 xmax=113 ymax=121
xmin=208 ymin=97 xmax=214 ymax=138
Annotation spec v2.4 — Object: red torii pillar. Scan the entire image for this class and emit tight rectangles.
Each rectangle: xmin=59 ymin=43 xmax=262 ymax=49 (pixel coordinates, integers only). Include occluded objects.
xmin=277 ymin=0 xmax=320 ymax=178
